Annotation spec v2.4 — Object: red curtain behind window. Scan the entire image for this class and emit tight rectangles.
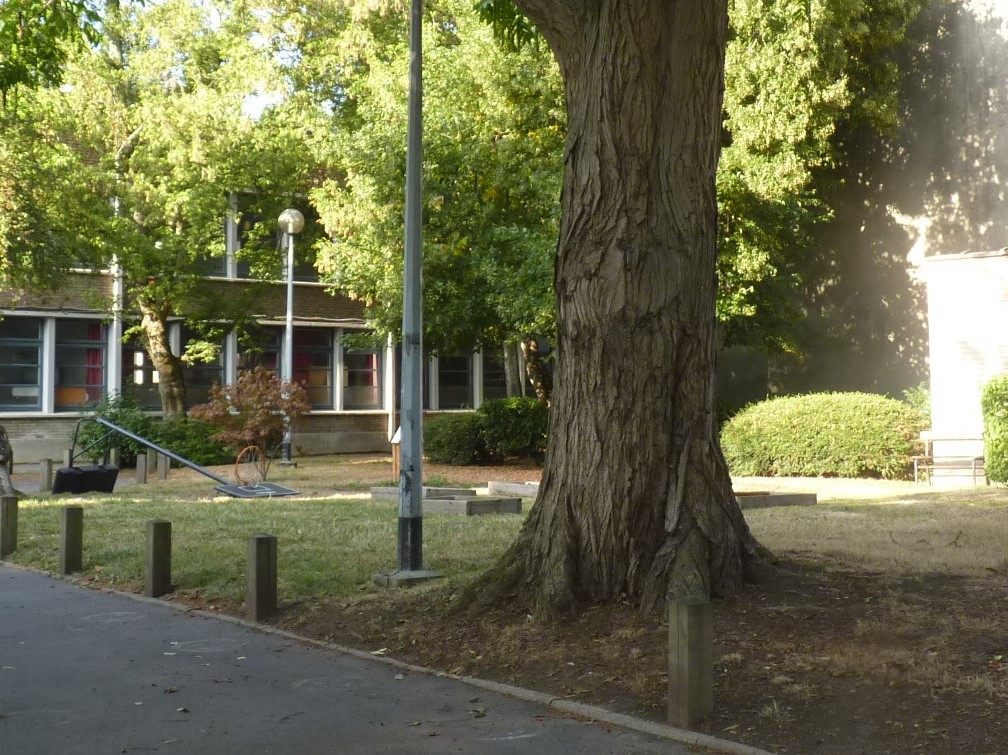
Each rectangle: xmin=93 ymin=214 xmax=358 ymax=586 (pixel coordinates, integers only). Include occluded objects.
xmin=85 ymin=324 xmax=103 ymax=400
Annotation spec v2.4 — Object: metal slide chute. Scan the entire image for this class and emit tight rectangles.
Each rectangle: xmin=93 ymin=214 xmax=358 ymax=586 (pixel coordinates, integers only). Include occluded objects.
xmin=55 ymin=417 xmax=297 ymax=498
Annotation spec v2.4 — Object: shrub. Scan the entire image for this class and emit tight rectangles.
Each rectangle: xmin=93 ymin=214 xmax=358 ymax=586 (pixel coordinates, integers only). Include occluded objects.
xmin=476 ymin=397 xmax=549 ymax=463
xmin=721 ymin=392 xmax=928 ymax=479
xmin=424 ymin=413 xmax=488 ymax=465
xmin=981 ymin=375 xmax=1008 ymax=484
xmin=75 ymin=393 xmax=155 ymax=465
xmin=149 ymin=418 xmax=233 ymax=467
xmin=190 ymin=366 xmax=309 ymax=453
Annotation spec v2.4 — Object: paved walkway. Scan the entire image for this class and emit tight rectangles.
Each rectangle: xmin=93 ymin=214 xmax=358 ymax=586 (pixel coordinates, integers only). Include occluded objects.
xmin=0 ymin=565 xmax=712 ymax=755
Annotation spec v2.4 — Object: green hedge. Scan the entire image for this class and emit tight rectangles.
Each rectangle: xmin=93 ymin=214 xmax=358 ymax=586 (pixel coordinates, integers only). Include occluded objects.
xmin=981 ymin=375 xmax=1008 ymax=484
xmin=75 ymin=394 xmax=232 ymax=467
xmin=721 ymin=392 xmax=927 ymax=479
xmin=424 ymin=397 xmax=549 ymax=466
xmin=424 ymin=413 xmax=489 ymax=465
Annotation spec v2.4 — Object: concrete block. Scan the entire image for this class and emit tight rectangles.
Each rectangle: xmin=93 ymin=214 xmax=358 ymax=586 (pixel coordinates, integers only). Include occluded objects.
xmin=145 ymin=519 xmax=172 ymax=597
xmin=423 ymin=497 xmax=522 ymax=515
xmin=735 ymin=492 xmax=818 ymax=509
xmin=59 ymin=505 xmax=84 ymax=575
xmin=487 ymin=481 xmax=540 ymax=498
xmin=246 ymin=534 xmax=278 ymax=622
xmin=0 ymin=495 xmax=17 ymax=559
xmin=668 ymin=598 xmax=713 ymax=729
xmin=135 ymin=454 xmax=147 ymax=484
xmin=370 ymin=486 xmax=477 ymax=501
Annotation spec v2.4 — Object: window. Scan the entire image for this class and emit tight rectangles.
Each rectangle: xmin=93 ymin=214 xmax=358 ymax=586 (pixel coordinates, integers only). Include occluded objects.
xmin=481 ymin=348 xmax=508 ymax=402
xmin=238 ymin=327 xmax=281 ymax=373
xmin=0 ymin=317 xmax=42 ymax=410
xmin=344 ymin=347 xmax=382 ymax=410
xmin=438 ymin=354 xmax=473 ymax=409
xmin=55 ymin=320 xmax=106 ymax=410
xmin=293 ymin=329 xmax=333 ymax=409
xmin=180 ymin=327 xmax=225 ymax=407
xmin=121 ymin=339 xmax=161 ymax=410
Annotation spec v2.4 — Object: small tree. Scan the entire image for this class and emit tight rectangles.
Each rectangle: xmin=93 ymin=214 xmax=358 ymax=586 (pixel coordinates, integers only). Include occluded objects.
xmin=190 ymin=367 xmax=309 ymax=454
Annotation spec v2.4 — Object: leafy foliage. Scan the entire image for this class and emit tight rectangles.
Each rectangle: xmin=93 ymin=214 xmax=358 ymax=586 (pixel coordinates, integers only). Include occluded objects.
xmin=148 ymin=418 xmax=233 ymax=467
xmin=424 ymin=413 xmax=489 ymax=465
xmin=477 ymin=397 xmax=548 ymax=462
xmin=0 ymin=0 xmax=100 ymax=108
xmin=424 ymin=396 xmax=548 ymax=466
xmin=721 ymin=392 xmax=927 ymax=479
xmin=306 ymin=0 xmax=563 ymax=354
xmin=981 ymin=375 xmax=1008 ymax=484
xmin=190 ymin=366 xmax=309 ymax=453
xmin=76 ymin=393 xmax=156 ymax=466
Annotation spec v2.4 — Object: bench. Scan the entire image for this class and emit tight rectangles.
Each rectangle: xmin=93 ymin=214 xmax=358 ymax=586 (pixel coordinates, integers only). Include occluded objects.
xmin=912 ymin=435 xmax=987 ymax=485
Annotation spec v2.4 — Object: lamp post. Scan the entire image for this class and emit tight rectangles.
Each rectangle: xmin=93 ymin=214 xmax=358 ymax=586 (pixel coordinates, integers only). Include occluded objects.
xmin=277 ymin=208 xmax=304 ymax=465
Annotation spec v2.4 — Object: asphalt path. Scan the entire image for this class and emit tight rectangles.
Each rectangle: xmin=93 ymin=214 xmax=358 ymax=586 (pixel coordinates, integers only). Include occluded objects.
xmin=0 ymin=565 xmax=692 ymax=754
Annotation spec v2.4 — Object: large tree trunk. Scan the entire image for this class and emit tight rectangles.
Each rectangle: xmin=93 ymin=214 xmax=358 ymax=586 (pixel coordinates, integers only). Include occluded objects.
xmin=464 ymin=0 xmax=761 ymax=615
xmin=139 ymin=303 xmax=187 ymax=420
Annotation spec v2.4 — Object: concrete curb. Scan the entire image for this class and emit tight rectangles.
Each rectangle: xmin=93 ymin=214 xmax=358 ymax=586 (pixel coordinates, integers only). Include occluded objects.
xmin=13 ymin=564 xmax=776 ymax=755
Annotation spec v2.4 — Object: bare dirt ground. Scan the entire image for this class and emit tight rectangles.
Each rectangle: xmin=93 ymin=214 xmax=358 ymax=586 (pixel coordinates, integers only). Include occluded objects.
xmin=272 ymin=457 xmax=1008 ymax=755
xmin=14 ymin=456 xmax=1008 ymax=753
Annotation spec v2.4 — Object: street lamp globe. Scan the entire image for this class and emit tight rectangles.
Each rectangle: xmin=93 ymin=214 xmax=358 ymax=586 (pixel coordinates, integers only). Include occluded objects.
xmin=278 ymin=208 xmax=305 ymax=236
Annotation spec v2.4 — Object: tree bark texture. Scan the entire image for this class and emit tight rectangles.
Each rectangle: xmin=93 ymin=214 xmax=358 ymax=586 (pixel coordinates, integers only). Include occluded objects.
xmin=466 ymin=0 xmax=760 ymax=615
xmin=139 ymin=303 xmax=187 ymax=420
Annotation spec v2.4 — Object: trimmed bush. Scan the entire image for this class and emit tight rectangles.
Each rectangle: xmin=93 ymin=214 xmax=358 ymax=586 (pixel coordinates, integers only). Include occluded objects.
xmin=149 ymin=418 xmax=233 ymax=467
xmin=75 ymin=393 xmax=156 ymax=465
xmin=981 ymin=375 xmax=1008 ymax=484
xmin=721 ymin=392 xmax=927 ymax=479
xmin=476 ymin=397 xmax=548 ymax=463
xmin=424 ymin=413 xmax=488 ymax=465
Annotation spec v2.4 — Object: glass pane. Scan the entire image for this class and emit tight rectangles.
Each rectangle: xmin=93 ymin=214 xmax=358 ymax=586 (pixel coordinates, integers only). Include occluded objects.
xmin=55 ymin=320 xmax=105 ymax=410
xmin=482 ymin=349 xmax=508 ymax=402
xmin=344 ymin=350 xmax=382 ymax=409
xmin=0 ymin=317 xmax=42 ymax=340
xmin=438 ymin=354 xmax=472 ymax=410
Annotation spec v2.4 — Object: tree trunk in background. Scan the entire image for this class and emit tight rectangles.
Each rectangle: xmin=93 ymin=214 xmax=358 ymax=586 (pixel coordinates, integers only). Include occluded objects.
xmin=139 ymin=303 xmax=187 ymax=420
xmin=521 ymin=338 xmax=552 ymax=403
xmin=504 ymin=342 xmax=524 ymax=397
xmin=0 ymin=425 xmax=15 ymax=495
xmin=464 ymin=0 xmax=761 ymax=616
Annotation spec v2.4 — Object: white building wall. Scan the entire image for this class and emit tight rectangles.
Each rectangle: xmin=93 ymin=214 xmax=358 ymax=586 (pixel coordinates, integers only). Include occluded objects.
xmin=921 ymin=250 xmax=1008 ymax=447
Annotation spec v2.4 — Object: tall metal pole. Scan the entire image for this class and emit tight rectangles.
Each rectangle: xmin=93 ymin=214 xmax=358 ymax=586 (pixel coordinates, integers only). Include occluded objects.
xmin=282 ymin=230 xmax=295 ymax=463
xmin=398 ymin=0 xmax=424 ymax=573
xmin=277 ymin=208 xmax=304 ymax=465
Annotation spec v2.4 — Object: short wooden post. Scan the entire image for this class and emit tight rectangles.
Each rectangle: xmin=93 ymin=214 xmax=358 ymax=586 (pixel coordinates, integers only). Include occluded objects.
xmin=59 ymin=505 xmax=84 ymax=575
xmin=157 ymin=452 xmax=169 ymax=481
xmin=63 ymin=449 xmax=73 ymax=467
xmin=0 ymin=495 xmax=17 ymax=559
xmin=145 ymin=451 xmax=156 ymax=480
xmin=145 ymin=519 xmax=172 ymax=597
xmin=135 ymin=454 xmax=148 ymax=484
xmin=668 ymin=598 xmax=714 ymax=729
xmin=246 ymin=534 xmax=278 ymax=621
xmin=40 ymin=459 xmax=54 ymax=493
xmin=109 ymin=447 xmax=121 ymax=467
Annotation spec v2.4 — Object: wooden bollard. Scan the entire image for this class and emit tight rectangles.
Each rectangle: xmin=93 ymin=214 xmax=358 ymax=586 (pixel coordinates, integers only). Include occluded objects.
xmin=40 ymin=459 xmax=54 ymax=493
xmin=668 ymin=598 xmax=714 ymax=728
xmin=63 ymin=449 xmax=73 ymax=467
xmin=135 ymin=454 xmax=147 ymax=484
xmin=157 ymin=453 xmax=169 ymax=481
xmin=145 ymin=519 xmax=172 ymax=597
xmin=0 ymin=495 xmax=17 ymax=559
xmin=246 ymin=534 xmax=278 ymax=621
xmin=59 ymin=505 xmax=84 ymax=575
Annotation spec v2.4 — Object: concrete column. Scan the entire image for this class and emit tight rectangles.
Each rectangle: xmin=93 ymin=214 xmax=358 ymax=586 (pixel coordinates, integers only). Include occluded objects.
xmin=246 ymin=534 xmax=278 ymax=621
xmin=59 ymin=505 xmax=84 ymax=575
xmin=156 ymin=453 xmax=169 ymax=481
xmin=0 ymin=495 xmax=17 ymax=559
xmin=668 ymin=598 xmax=714 ymax=729
xmin=40 ymin=459 xmax=54 ymax=493
xmin=135 ymin=454 xmax=147 ymax=484
xmin=145 ymin=519 xmax=172 ymax=597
